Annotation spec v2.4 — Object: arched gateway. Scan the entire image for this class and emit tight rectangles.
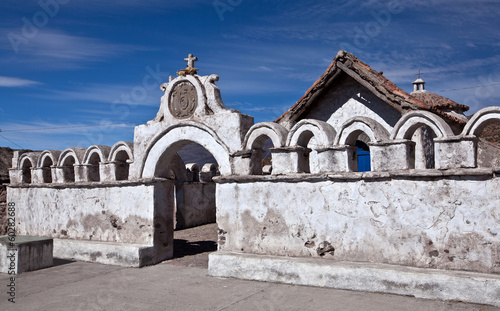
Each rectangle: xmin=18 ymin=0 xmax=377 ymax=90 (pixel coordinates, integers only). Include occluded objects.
xmin=7 ymin=55 xmax=254 ymax=267
xmin=123 ymin=56 xmax=253 ymax=264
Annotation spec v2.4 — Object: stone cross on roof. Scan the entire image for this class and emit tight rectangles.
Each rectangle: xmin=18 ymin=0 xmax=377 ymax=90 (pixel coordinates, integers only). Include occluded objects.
xmin=415 ymin=70 xmax=423 ymax=79
xmin=177 ymin=53 xmax=199 ymax=76
xmin=185 ymin=54 xmax=198 ymax=68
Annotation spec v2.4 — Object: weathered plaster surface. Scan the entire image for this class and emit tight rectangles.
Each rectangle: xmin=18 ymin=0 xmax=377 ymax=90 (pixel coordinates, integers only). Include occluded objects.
xmin=216 ymin=175 xmax=500 ymax=274
xmin=0 ymin=236 xmax=53 ymax=273
xmin=175 ymin=182 xmax=216 ymax=229
xmin=209 ymin=252 xmax=500 ymax=307
xmin=8 ymin=182 xmax=162 ymax=245
xmin=301 ymin=74 xmax=401 ymax=134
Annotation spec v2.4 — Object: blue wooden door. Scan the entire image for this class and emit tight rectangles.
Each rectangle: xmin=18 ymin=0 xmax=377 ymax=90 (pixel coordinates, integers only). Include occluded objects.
xmin=355 ymin=141 xmax=371 ymax=172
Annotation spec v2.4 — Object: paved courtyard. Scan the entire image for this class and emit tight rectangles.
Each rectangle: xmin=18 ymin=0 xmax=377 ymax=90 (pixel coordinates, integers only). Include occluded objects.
xmin=1 ymin=224 xmax=498 ymax=311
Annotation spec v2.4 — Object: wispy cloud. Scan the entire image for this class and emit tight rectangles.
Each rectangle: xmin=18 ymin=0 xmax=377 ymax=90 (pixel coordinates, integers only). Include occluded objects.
xmin=0 ymin=29 xmax=145 ymax=66
xmin=60 ymin=0 xmax=212 ymax=13
xmin=0 ymin=76 xmax=41 ymax=87
xmin=0 ymin=120 xmax=136 ymax=150
xmin=33 ymin=83 xmax=164 ymax=106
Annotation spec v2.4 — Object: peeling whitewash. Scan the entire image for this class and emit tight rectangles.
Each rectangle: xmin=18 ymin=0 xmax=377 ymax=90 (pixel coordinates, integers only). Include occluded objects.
xmin=216 ymin=175 xmax=500 ymax=274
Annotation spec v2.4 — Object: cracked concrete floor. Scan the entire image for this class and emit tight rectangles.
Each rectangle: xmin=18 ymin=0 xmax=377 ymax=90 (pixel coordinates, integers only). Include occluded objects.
xmin=1 ymin=223 xmax=499 ymax=311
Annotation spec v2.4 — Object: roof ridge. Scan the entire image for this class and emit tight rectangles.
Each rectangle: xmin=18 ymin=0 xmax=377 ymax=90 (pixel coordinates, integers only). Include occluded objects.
xmin=276 ymin=50 xmax=468 ymax=126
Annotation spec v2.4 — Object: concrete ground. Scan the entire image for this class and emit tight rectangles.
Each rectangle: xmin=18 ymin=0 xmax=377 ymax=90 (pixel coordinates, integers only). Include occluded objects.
xmin=1 ymin=224 xmax=499 ymax=311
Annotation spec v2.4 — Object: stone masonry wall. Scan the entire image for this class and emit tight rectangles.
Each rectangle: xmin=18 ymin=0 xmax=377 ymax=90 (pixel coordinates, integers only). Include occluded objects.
xmin=0 ymin=181 xmax=8 ymax=235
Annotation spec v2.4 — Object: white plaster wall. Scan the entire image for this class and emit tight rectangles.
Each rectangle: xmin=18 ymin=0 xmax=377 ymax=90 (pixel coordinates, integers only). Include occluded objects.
xmin=300 ymin=75 xmax=401 ymax=134
xmin=7 ymin=183 xmax=161 ymax=245
xmin=175 ymin=182 xmax=216 ymax=229
xmin=216 ymin=176 xmax=500 ymax=274
xmin=326 ymin=98 xmax=395 ymax=134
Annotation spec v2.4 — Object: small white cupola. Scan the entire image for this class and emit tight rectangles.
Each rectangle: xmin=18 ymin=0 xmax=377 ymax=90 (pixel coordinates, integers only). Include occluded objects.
xmin=412 ymin=70 xmax=426 ymax=93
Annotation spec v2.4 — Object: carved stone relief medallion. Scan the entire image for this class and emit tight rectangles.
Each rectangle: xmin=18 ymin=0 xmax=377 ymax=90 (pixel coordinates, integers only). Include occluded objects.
xmin=169 ymin=81 xmax=198 ymax=119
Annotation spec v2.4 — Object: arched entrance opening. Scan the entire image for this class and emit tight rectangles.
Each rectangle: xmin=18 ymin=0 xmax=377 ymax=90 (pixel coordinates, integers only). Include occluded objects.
xmin=142 ymin=125 xmax=231 ymax=263
xmin=153 ymin=141 xmax=219 ymax=262
xmin=172 ymin=142 xmax=219 ymax=261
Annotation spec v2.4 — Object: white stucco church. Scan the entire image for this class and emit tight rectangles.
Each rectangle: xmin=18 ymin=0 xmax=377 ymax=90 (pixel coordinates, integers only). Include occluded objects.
xmin=7 ymin=51 xmax=500 ymax=306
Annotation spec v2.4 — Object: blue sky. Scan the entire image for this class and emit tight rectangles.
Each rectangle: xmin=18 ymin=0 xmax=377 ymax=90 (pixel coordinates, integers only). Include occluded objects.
xmin=0 ymin=0 xmax=499 ymax=150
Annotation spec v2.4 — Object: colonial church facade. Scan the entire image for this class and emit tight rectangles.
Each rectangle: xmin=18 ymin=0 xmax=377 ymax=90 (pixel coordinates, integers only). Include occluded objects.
xmin=8 ymin=51 xmax=500 ymax=306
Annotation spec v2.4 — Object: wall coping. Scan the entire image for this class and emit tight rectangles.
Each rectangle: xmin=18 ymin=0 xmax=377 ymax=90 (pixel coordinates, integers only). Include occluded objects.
xmin=7 ymin=178 xmax=174 ymax=189
xmin=214 ymin=167 xmax=500 ymax=183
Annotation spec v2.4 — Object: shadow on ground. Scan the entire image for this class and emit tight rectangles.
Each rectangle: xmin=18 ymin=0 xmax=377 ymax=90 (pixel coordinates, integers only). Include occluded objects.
xmin=173 ymin=239 xmax=217 ymax=258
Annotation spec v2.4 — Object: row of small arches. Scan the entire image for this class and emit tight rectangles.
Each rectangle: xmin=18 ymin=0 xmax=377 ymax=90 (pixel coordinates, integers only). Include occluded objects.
xmin=18 ymin=141 xmax=133 ymax=184
xmin=241 ymin=107 xmax=500 ymax=174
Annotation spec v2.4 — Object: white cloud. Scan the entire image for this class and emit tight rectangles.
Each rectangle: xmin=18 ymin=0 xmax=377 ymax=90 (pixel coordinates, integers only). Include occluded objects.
xmin=0 ymin=120 xmax=136 ymax=150
xmin=0 ymin=76 xmax=41 ymax=87
xmin=0 ymin=29 xmax=146 ymax=67
xmin=33 ymin=83 xmax=164 ymax=107
xmin=22 ymin=30 xmax=139 ymax=60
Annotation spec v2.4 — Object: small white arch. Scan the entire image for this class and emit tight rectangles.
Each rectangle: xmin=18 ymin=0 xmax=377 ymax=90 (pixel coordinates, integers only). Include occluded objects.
xmin=83 ymin=145 xmax=109 ymax=182
xmin=36 ymin=150 xmax=61 ymax=168
xmin=243 ymin=122 xmax=288 ymax=150
xmin=287 ymin=119 xmax=336 ymax=148
xmin=19 ymin=153 xmax=39 ymax=184
xmin=390 ymin=111 xmax=453 ymax=140
xmin=336 ymin=117 xmax=389 ymax=145
xmin=109 ymin=142 xmax=134 ymax=181
xmin=462 ymin=106 xmax=500 ymax=137
xmin=108 ymin=141 xmax=134 ymax=162
xmin=83 ymin=145 xmax=111 ymax=165
xmin=37 ymin=150 xmax=61 ymax=184
xmin=142 ymin=123 xmax=232 ymax=178
xmin=57 ymin=148 xmax=85 ymax=167
xmin=18 ymin=152 xmax=40 ymax=170
xmin=58 ymin=148 xmax=86 ymax=183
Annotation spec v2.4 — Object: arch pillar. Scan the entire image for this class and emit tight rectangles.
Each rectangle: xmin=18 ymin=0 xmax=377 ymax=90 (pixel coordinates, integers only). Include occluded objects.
xmin=32 ymin=168 xmax=44 ymax=184
xmin=231 ymin=150 xmax=258 ymax=175
xmin=328 ymin=145 xmax=358 ymax=172
xmin=53 ymin=167 xmax=66 ymax=183
xmin=271 ymin=147 xmax=310 ymax=175
xmin=369 ymin=140 xmax=416 ymax=171
xmin=434 ymin=136 xmax=477 ymax=169
xmin=74 ymin=164 xmax=87 ymax=182
xmin=309 ymin=148 xmax=342 ymax=174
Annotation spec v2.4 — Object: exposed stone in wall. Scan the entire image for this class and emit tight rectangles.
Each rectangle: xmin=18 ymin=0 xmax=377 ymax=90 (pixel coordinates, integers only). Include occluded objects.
xmin=0 ymin=180 xmax=8 ymax=235
xmin=477 ymin=120 xmax=500 ymax=145
xmin=0 ymin=146 xmax=14 ymax=235
xmin=0 ymin=204 xmax=6 ymax=235
xmin=477 ymin=138 xmax=500 ymax=167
